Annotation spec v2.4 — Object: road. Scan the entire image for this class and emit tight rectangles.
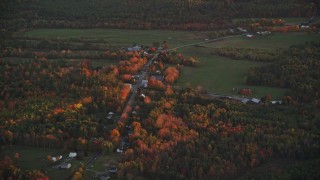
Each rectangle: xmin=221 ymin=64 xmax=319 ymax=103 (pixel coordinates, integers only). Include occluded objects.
xmin=121 ymin=53 xmax=159 ymax=113
xmin=85 ymin=152 xmax=101 ymax=169
xmin=121 ymin=34 xmax=248 ymax=115
xmin=87 ymin=34 xmax=249 ymax=175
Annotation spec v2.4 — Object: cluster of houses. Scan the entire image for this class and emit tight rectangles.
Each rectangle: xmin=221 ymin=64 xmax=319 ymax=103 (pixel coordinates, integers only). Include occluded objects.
xmin=51 ymin=152 xmax=77 ymax=169
xmin=241 ymin=98 xmax=261 ymax=104
xmin=229 ymin=26 xmax=273 ymax=38
xmin=241 ymin=98 xmax=282 ymax=105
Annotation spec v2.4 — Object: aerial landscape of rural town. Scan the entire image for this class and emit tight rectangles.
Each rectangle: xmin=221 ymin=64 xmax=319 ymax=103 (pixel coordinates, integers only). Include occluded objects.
xmin=0 ymin=0 xmax=320 ymax=179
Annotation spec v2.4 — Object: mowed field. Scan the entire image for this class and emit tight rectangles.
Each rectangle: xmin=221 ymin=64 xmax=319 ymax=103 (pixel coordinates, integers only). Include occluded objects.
xmin=0 ymin=145 xmax=89 ymax=179
xmin=21 ymin=29 xmax=320 ymax=98
xmin=22 ymin=29 xmax=206 ymax=48
xmin=177 ymin=33 xmax=320 ymax=99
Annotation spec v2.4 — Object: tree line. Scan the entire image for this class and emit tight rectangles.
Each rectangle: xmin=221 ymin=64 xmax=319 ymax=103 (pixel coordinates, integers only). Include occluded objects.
xmin=246 ymin=42 xmax=320 ymax=106
xmin=1 ymin=0 xmax=310 ymax=31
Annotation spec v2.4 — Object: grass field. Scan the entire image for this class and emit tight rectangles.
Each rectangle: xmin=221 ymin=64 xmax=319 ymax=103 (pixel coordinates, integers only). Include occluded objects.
xmin=0 ymin=145 xmax=90 ymax=179
xmin=201 ymin=33 xmax=320 ymax=49
xmin=177 ymin=52 xmax=286 ymax=99
xmin=22 ymin=29 xmax=206 ymax=48
xmin=176 ymin=32 xmax=319 ymax=99
xmin=88 ymin=153 xmax=120 ymax=172
xmin=20 ymin=29 xmax=320 ymax=98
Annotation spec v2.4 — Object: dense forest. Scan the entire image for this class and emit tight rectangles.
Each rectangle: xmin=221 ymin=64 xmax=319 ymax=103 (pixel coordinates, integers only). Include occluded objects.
xmin=246 ymin=42 xmax=320 ymax=105
xmin=1 ymin=0 xmax=320 ymax=179
xmin=0 ymin=0 xmax=312 ymax=30
xmin=116 ymin=88 xmax=320 ymax=179
xmin=1 ymin=46 xmax=320 ymax=179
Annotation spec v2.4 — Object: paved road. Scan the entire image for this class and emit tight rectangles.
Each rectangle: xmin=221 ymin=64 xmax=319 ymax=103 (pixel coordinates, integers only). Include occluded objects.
xmin=85 ymin=152 xmax=101 ymax=169
xmin=121 ymin=53 xmax=159 ymax=114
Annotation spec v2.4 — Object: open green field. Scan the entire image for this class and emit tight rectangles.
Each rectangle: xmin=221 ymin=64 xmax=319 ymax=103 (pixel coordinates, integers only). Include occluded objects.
xmin=177 ymin=53 xmax=286 ymax=99
xmin=88 ymin=153 xmax=120 ymax=172
xmin=21 ymin=29 xmax=206 ymax=48
xmin=201 ymin=33 xmax=320 ymax=49
xmin=20 ymin=29 xmax=320 ymax=98
xmin=22 ymin=29 xmax=320 ymax=50
xmin=176 ymin=32 xmax=320 ymax=99
xmin=0 ymin=146 xmax=89 ymax=179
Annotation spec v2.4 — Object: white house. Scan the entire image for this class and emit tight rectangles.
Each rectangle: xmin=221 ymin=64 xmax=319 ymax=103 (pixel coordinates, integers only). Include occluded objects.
xmin=51 ymin=155 xmax=62 ymax=162
xmin=246 ymin=34 xmax=254 ymax=38
xmin=140 ymin=80 xmax=148 ymax=88
xmin=127 ymin=45 xmax=141 ymax=51
xmin=69 ymin=152 xmax=77 ymax=158
xmin=241 ymin=98 xmax=250 ymax=104
xmin=107 ymin=112 xmax=114 ymax=120
xmin=250 ymin=98 xmax=261 ymax=104
xmin=271 ymin=101 xmax=282 ymax=105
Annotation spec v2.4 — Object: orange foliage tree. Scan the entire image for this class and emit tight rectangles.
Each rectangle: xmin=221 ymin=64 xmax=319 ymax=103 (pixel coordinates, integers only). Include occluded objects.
xmin=164 ymin=66 xmax=179 ymax=84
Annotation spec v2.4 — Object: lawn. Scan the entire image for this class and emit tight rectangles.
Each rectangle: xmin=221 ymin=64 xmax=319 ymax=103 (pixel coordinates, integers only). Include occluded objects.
xmin=87 ymin=153 xmax=120 ymax=172
xmin=0 ymin=145 xmax=89 ymax=179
